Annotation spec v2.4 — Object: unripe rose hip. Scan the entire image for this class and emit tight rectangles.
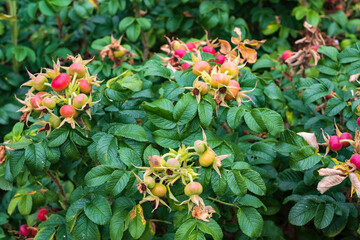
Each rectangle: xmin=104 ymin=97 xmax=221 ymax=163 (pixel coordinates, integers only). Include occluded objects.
xmin=20 ymin=224 xmax=30 ymax=236
xmin=194 ymin=140 xmax=207 ymax=154
xmin=350 ymin=154 xmax=360 ymax=168
xmin=51 ymin=73 xmax=71 ymax=92
xmin=184 ymin=182 xmax=203 ymax=196
xmin=37 ymin=208 xmax=49 ymax=221
xmin=79 ymin=79 xmax=92 ymax=94
xmin=73 ymin=94 xmax=89 ymax=109
xmin=43 ymin=97 xmax=56 ymax=109
xmin=114 ymin=49 xmax=125 ymax=58
xmin=69 ymin=63 xmax=86 ymax=78
xmin=60 ymin=105 xmax=78 ymax=118
xmin=30 ymin=95 xmax=42 ymax=109
xmin=33 ymin=75 xmax=48 ymax=91
xmin=48 ymin=115 xmax=61 ymax=128
xmin=174 ymin=49 xmax=187 ymax=58
xmin=202 ymin=46 xmax=216 ymax=55
xmin=340 ymin=132 xmax=352 ymax=148
xmin=329 ymin=136 xmax=342 ymax=151
xmin=151 ymin=183 xmax=167 ymax=197
xmin=214 ymin=54 xmax=226 ymax=64
xmin=210 ymin=73 xmax=230 ymax=88
xmin=144 ymin=176 xmax=155 ymax=189
xmin=193 ymin=81 xmax=208 ymax=95
xmin=193 ymin=61 xmax=210 ymax=76
xmin=220 ymin=62 xmax=238 ymax=79
xmin=199 ymin=149 xmax=215 ymax=167
xmin=166 ymin=158 xmax=181 ymax=168
xmin=225 ymin=80 xmax=240 ymax=100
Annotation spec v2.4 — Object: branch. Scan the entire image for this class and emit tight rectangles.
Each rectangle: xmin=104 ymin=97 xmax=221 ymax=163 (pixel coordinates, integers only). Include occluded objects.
xmin=45 ymin=169 xmax=68 ymax=203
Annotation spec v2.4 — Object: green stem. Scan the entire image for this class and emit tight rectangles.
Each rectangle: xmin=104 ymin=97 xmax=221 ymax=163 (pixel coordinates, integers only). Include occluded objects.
xmin=150 ymin=219 xmax=172 ymax=224
xmin=208 ymin=197 xmax=239 ymax=208
xmin=8 ymin=0 xmax=19 ymax=72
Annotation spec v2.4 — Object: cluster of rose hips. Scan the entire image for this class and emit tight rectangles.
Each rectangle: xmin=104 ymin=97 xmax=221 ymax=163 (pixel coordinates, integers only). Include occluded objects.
xmin=135 ymin=131 xmax=229 ymax=219
xmin=162 ymin=29 xmax=263 ymax=108
xmin=100 ymin=35 xmax=136 ymax=67
xmin=17 ymin=208 xmax=48 ymax=238
xmin=17 ymin=55 xmax=101 ymax=130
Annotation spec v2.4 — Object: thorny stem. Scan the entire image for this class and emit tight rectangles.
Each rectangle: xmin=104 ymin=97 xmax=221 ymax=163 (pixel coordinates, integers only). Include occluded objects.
xmin=45 ymin=169 xmax=68 ymax=204
xmin=221 ymin=122 xmax=232 ymax=134
xmin=208 ymin=197 xmax=239 ymax=208
xmin=8 ymin=0 xmax=19 ymax=72
xmin=133 ymin=1 xmax=149 ymax=60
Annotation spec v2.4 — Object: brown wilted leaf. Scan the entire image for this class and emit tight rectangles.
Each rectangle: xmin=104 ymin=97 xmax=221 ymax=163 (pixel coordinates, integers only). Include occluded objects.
xmin=0 ymin=145 xmax=5 ymax=165
xmin=219 ymin=40 xmax=231 ymax=55
xmin=318 ymin=168 xmax=345 ymax=176
xmin=231 ymin=27 xmax=242 ymax=45
xmin=349 ymin=173 xmax=360 ymax=197
xmin=238 ymin=44 xmax=258 ymax=63
xmin=297 ymin=132 xmax=319 ymax=151
xmin=317 ymin=175 xmax=346 ymax=194
xmin=192 ymin=205 xmax=216 ymax=222
xmin=243 ymin=39 xmax=266 ymax=49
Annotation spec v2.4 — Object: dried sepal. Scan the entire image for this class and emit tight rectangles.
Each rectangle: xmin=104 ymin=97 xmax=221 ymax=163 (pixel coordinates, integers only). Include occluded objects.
xmin=317 ymin=175 xmax=346 ymax=194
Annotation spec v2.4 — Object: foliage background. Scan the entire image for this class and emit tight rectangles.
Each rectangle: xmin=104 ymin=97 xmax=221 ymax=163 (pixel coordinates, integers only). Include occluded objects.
xmin=2 ymin=0 xmax=360 ymax=239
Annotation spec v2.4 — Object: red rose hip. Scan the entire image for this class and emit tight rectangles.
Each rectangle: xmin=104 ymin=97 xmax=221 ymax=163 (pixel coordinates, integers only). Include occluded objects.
xmin=186 ymin=42 xmax=196 ymax=51
xmin=60 ymin=105 xmax=78 ymax=118
xmin=20 ymin=224 xmax=30 ymax=236
xmin=350 ymin=154 xmax=360 ymax=168
xmin=37 ymin=208 xmax=49 ymax=221
xmin=214 ymin=54 xmax=226 ymax=64
xmin=357 ymin=117 xmax=360 ymax=127
xmin=202 ymin=46 xmax=216 ymax=55
xmin=282 ymin=50 xmax=293 ymax=61
xmin=51 ymin=73 xmax=71 ymax=92
xmin=340 ymin=132 xmax=352 ymax=148
xmin=174 ymin=49 xmax=187 ymax=58
xmin=329 ymin=136 xmax=342 ymax=151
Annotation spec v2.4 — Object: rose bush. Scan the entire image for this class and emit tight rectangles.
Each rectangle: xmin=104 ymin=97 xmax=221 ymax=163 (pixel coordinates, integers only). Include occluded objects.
xmin=1 ymin=0 xmax=360 ymax=239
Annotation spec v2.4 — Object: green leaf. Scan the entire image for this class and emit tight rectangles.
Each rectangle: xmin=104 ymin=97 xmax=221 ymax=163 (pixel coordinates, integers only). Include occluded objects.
xmin=244 ymin=109 xmax=284 ymax=136
xmin=119 ymin=17 xmax=135 ymax=32
xmin=302 ymin=83 xmax=329 ymax=103
xmin=174 ymin=93 xmax=198 ymax=125
xmin=48 ymin=0 xmax=72 ymax=6
xmin=288 ymin=199 xmax=317 ymax=226
xmin=8 ymin=150 xmax=25 ymax=179
xmin=314 ymin=203 xmax=334 ymax=229
xmin=137 ymin=18 xmax=151 ymax=31
xmin=142 ymin=99 xmax=176 ymax=129
xmin=236 ymin=194 xmax=266 ymax=209
xmin=276 ymin=169 xmax=303 ymax=191
xmin=227 ymin=170 xmax=247 ymax=196
xmin=110 ymin=209 xmax=128 ymax=240
xmin=14 ymin=46 xmax=27 ymax=62
xmin=72 ymin=213 xmax=100 ymax=240
xmin=144 ymin=60 xmax=173 ymax=79
xmin=197 ymin=219 xmax=223 ymax=240
xmin=106 ymin=170 xmax=130 ymax=196
xmin=34 ymin=227 xmax=56 ymax=240
xmin=252 ymin=58 xmax=275 ymax=71
xmin=18 ymin=194 xmax=32 ymax=216
xmin=318 ymin=46 xmax=339 ymax=62
xmin=25 ymin=143 xmax=46 ymax=172
xmin=126 ymin=22 xmax=141 ymax=42
xmin=84 ymin=195 xmax=112 ymax=225
xmin=241 ymin=169 xmax=266 ymax=196
xmin=129 ymin=205 xmax=146 ymax=239
xmin=347 ymin=60 xmax=360 ymax=75
xmin=85 ymin=165 xmax=115 ymax=187
xmin=119 ymin=147 xmax=142 ymax=167
xmin=274 ymin=130 xmax=308 ymax=153
xmin=227 ymin=107 xmax=245 ymax=129
xmin=338 ymin=48 xmax=360 ymax=63
xmin=111 ymin=124 xmax=148 ymax=142
xmin=237 ymin=207 xmax=263 ymax=238
xmin=47 ymin=127 xmax=70 ymax=147
xmin=290 ymin=145 xmax=322 ymax=171
xmin=8 ymin=195 xmax=21 ymax=215
xmin=175 ymin=219 xmax=197 ymax=240
xmin=153 ymin=130 xmax=181 ymax=148
xmin=307 ymin=10 xmax=320 ymax=26
xmin=325 ymin=98 xmax=347 ymax=116
xmin=211 ymin=169 xmax=227 ymax=196
xmin=198 ymin=101 xmax=213 ymax=128
xmin=96 ymin=134 xmax=119 ymax=165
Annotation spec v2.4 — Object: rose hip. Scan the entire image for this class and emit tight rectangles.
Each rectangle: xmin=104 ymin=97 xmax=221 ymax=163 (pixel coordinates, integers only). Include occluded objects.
xmin=340 ymin=132 xmax=352 ymax=148
xmin=329 ymin=136 xmax=342 ymax=151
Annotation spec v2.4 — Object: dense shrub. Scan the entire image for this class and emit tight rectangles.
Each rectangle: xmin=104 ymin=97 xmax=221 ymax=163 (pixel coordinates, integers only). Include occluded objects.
xmin=1 ymin=0 xmax=360 ymax=239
